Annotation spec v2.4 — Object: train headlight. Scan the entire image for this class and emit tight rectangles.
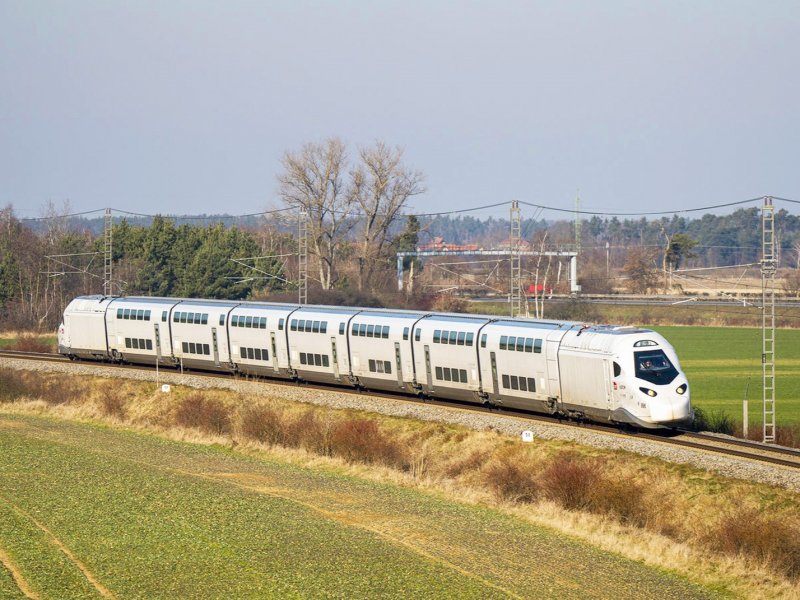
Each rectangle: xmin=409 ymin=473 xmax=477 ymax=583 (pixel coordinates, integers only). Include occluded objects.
xmin=676 ymin=384 xmax=687 ymax=395
xmin=639 ymin=387 xmax=657 ymax=397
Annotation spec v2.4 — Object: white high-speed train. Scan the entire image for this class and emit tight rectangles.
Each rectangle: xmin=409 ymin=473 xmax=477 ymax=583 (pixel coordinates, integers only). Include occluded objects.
xmin=58 ymin=295 xmax=692 ymax=429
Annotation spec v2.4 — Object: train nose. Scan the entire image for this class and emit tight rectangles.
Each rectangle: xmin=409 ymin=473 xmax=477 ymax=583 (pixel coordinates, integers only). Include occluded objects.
xmin=650 ymin=393 xmax=692 ymax=423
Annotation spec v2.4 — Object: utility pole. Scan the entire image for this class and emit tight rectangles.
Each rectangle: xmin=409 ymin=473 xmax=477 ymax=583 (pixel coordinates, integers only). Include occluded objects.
xmin=103 ymin=207 xmax=113 ymax=295
xmin=509 ymin=200 xmax=522 ymax=317
xmin=574 ymin=192 xmax=581 ymax=257
xmin=298 ymin=209 xmax=308 ymax=305
xmin=761 ymin=196 xmax=776 ymax=443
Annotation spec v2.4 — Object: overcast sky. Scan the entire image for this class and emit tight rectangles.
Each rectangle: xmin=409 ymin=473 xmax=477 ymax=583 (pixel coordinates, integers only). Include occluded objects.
xmin=1 ymin=1 xmax=798 ymax=220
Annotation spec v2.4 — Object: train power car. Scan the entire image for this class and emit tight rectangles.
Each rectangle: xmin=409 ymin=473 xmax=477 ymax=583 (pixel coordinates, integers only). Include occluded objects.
xmin=58 ymin=295 xmax=692 ymax=429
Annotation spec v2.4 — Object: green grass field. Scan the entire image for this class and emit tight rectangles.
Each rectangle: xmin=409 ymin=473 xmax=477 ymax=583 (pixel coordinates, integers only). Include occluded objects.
xmin=0 ymin=414 xmax=714 ymax=599
xmin=654 ymin=326 xmax=800 ymax=427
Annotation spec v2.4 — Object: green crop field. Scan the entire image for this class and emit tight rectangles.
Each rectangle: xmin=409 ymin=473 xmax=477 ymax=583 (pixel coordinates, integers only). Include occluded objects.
xmin=0 ymin=414 xmax=713 ymax=599
xmin=654 ymin=326 xmax=800 ymax=426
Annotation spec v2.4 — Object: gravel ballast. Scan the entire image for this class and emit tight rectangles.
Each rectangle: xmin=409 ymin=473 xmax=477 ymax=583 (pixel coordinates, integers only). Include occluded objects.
xmin=3 ymin=357 xmax=799 ymax=493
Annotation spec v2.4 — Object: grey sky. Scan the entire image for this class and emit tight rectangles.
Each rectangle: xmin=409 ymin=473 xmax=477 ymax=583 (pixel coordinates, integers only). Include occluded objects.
xmin=1 ymin=1 xmax=798 ymax=219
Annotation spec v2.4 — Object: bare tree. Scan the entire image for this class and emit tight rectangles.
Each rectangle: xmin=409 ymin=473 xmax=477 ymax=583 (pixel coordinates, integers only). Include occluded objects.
xmin=349 ymin=141 xmax=425 ymax=291
xmin=277 ymin=138 xmax=354 ymax=290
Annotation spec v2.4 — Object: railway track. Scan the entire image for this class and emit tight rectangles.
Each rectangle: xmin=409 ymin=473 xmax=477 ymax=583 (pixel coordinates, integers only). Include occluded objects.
xmin=2 ymin=348 xmax=799 ymax=471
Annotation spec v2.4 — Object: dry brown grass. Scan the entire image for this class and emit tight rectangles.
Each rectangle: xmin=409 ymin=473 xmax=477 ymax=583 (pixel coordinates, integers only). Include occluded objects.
xmin=1 ymin=366 xmax=800 ymax=595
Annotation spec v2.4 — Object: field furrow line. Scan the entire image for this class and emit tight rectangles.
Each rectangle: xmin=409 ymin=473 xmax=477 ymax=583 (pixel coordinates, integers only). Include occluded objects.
xmin=0 ymin=543 xmax=38 ymax=599
xmin=0 ymin=494 xmax=116 ymax=599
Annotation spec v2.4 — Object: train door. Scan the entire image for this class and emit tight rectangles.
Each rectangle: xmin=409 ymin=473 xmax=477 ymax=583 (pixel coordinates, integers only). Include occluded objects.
xmin=490 ymin=352 xmax=499 ymax=396
xmin=211 ymin=328 xmax=220 ymax=367
xmin=424 ymin=345 xmax=433 ymax=392
xmin=154 ymin=323 xmax=162 ymax=363
xmin=331 ymin=337 xmax=340 ymax=381
xmin=394 ymin=342 xmax=403 ymax=389
xmin=602 ymin=358 xmax=613 ymax=413
xmin=270 ymin=332 xmax=279 ymax=373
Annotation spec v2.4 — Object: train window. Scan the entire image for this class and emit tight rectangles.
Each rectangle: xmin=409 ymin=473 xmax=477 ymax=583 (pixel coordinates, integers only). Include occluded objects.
xmin=403 ymin=327 xmax=409 ymax=341
xmin=193 ymin=313 xmax=201 ymax=325
xmin=203 ymin=344 xmax=210 ymax=355
xmin=125 ymin=338 xmax=131 ymax=348
xmin=240 ymin=347 xmax=246 ymax=358
xmin=510 ymin=376 xmax=519 ymax=390
xmin=460 ymin=369 xmax=467 ymax=383
xmin=231 ymin=315 xmax=237 ymax=327
xmin=634 ymin=340 xmax=658 ymax=347
xmin=186 ymin=312 xmax=193 ymax=323
xmin=312 ymin=321 xmax=319 ymax=333
xmin=321 ymin=322 xmax=327 ymax=334
xmin=135 ymin=310 xmax=142 ymax=320
xmin=177 ymin=313 xmax=184 ymax=324
xmin=359 ymin=324 xmax=367 ymax=337
xmin=145 ymin=310 xmax=151 ymax=321
xmin=257 ymin=317 xmax=264 ymax=329
xmin=123 ymin=309 xmax=130 ymax=319
xmin=449 ymin=331 xmax=457 ymax=345
xmin=524 ymin=338 xmax=533 ymax=352
xmin=516 ymin=338 xmax=524 ymax=352
xmin=279 ymin=318 xmax=285 ymax=330
xmin=244 ymin=316 xmax=252 ymax=328
xmin=534 ymin=339 xmax=542 ymax=353
xmin=527 ymin=378 xmax=536 ymax=392
xmin=439 ymin=330 xmax=447 ymax=344
xmin=314 ymin=354 xmax=322 ymax=366
xmin=502 ymin=374 xmax=510 ymax=388
xmin=369 ymin=359 xmax=376 ymax=372
xmin=173 ymin=312 xmax=178 ymax=323
xmin=290 ymin=319 xmax=297 ymax=331
xmin=384 ymin=361 xmax=391 ymax=373
xmin=519 ymin=377 xmax=527 ymax=392
xmin=466 ymin=333 xmax=474 ymax=346
xmin=443 ymin=368 xmax=452 ymax=382
xmin=382 ymin=326 xmax=389 ymax=339
xmin=481 ymin=333 xmax=487 ymax=348
xmin=219 ymin=314 xmax=225 ymax=326
xmin=163 ymin=311 xmax=168 ymax=322
xmin=351 ymin=323 xmax=358 ymax=335
xmin=133 ymin=338 xmax=140 ymax=349
xmin=189 ymin=342 xmax=196 ymax=354
xmin=296 ymin=319 xmax=303 ymax=331
xmin=457 ymin=332 xmax=466 ymax=346
xmin=337 ymin=322 xmax=344 ymax=335
xmin=500 ymin=336 xmax=507 ymax=350
xmin=201 ymin=314 xmax=208 ymax=325
xmin=366 ymin=324 xmax=374 ymax=337
xmin=322 ymin=355 xmax=329 ymax=367
xmin=146 ymin=340 xmax=153 ymax=350
xmin=435 ymin=366 xmax=443 ymax=380
xmin=117 ymin=308 xmax=123 ymax=319
xmin=613 ymin=362 xmax=621 ymax=377
xmin=507 ymin=336 xmax=515 ymax=351
xmin=182 ymin=342 xmax=188 ymax=353
xmin=245 ymin=348 xmax=253 ymax=360
xmin=299 ymin=353 xmax=306 ymax=365
xmin=415 ymin=328 xmax=421 ymax=342
xmin=263 ymin=348 xmax=270 ymax=360
xmin=302 ymin=321 xmax=310 ymax=333
xmin=433 ymin=330 xmax=441 ymax=343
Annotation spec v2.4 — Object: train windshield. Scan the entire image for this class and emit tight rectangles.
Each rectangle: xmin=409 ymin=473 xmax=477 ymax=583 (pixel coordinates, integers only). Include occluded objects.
xmin=634 ymin=350 xmax=678 ymax=385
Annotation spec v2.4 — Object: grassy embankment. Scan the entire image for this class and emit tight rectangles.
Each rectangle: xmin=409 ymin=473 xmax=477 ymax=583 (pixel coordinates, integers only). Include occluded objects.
xmin=0 ymin=368 xmax=799 ymax=598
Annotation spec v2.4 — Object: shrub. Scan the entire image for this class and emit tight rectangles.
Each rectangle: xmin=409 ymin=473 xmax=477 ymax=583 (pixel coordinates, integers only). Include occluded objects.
xmin=174 ymin=393 xmax=231 ymax=436
xmin=693 ymin=408 xmax=735 ymax=435
xmin=538 ymin=452 xmax=600 ymax=511
xmin=9 ymin=334 xmax=52 ymax=353
xmin=590 ymin=478 xmax=648 ymax=526
xmin=776 ymin=424 xmax=800 ymax=449
xmin=0 ymin=368 xmax=27 ymax=402
xmin=40 ymin=378 xmax=82 ymax=405
xmin=99 ymin=383 xmax=126 ymax=419
xmin=286 ymin=410 xmax=333 ymax=455
xmin=239 ymin=405 xmax=286 ymax=445
xmin=713 ymin=509 xmax=800 ymax=580
xmin=329 ymin=417 xmax=405 ymax=468
xmin=482 ymin=450 xmax=538 ymax=502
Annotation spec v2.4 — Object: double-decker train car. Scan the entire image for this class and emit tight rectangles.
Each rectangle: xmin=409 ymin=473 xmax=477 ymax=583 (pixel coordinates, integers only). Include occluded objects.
xmin=58 ymin=295 xmax=692 ymax=429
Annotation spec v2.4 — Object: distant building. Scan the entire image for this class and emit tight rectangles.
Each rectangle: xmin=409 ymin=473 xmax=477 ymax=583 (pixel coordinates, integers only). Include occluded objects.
xmin=417 ymin=237 xmax=481 ymax=252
